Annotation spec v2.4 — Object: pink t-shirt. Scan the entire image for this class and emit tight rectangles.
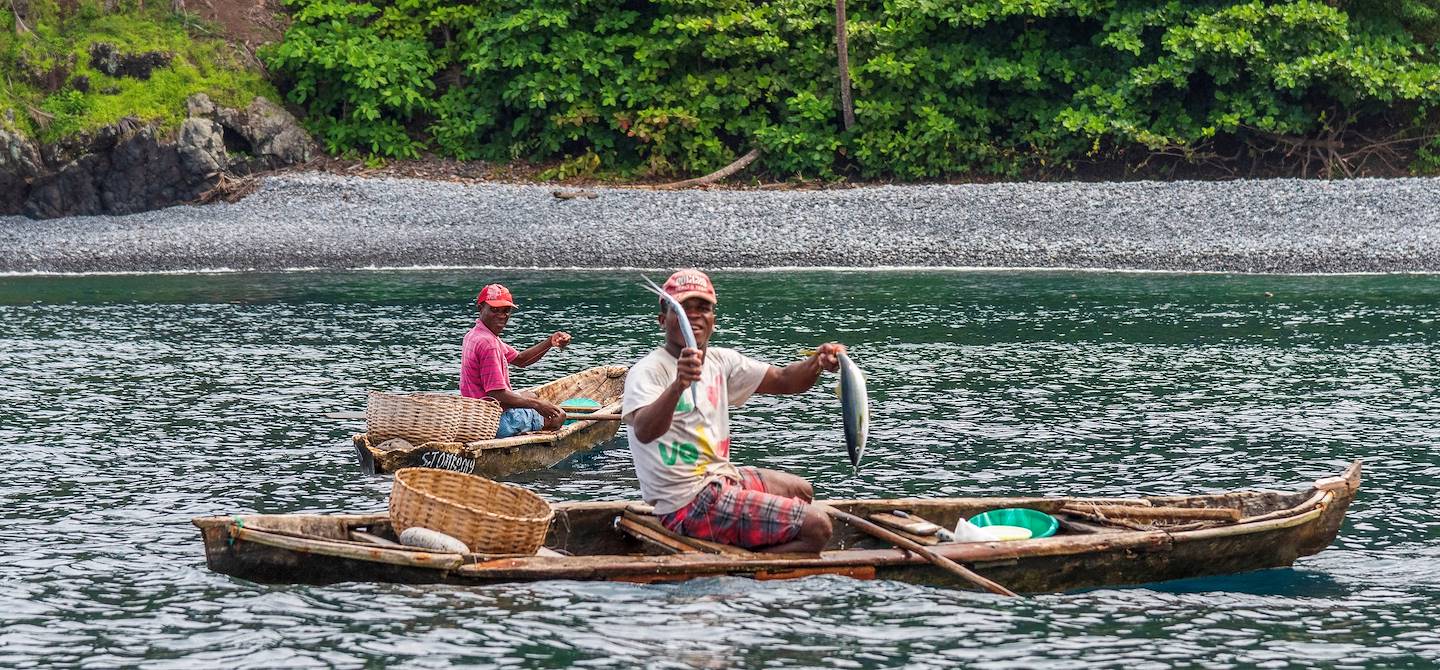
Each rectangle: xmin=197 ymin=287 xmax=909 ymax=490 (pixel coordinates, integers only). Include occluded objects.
xmin=460 ymin=320 xmax=518 ymax=398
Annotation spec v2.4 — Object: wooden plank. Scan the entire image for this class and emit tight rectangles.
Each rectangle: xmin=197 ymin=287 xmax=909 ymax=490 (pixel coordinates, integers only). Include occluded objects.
xmin=350 ymin=530 xmax=401 ymax=547
xmin=1065 ymin=497 xmax=1152 ymax=507
xmin=1176 ymin=493 xmax=1331 ymax=541
xmin=1058 ymin=510 xmax=1154 ymax=531
xmin=867 ymin=513 xmax=941 ymax=545
xmin=1060 ymin=504 xmax=1241 ymax=522
xmin=822 ymin=506 xmax=1019 ymax=597
xmin=625 ymin=502 xmax=657 ymax=515
xmin=564 ymin=496 xmax=1140 ymax=517
xmin=1056 ymin=518 xmax=1119 ymax=535
xmin=620 ymin=511 xmax=755 ymax=556
xmin=615 ymin=516 xmax=701 ymax=555
xmin=192 ymin=513 xmax=390 ymax=531
xmin=233 ymin=526 xmax=464 ymax=570
xmin=1236 ymin=490 xmax=1327 ymax=524
xmin=868 ymin=512 xmax=941 ymax=536
xmin=456 ymin=527 xmax=1183 ymax=581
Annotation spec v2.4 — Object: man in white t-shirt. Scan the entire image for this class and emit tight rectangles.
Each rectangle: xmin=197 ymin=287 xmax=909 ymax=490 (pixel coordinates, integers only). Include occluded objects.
xmin=623 ymin=269 xmax=846 ymax=554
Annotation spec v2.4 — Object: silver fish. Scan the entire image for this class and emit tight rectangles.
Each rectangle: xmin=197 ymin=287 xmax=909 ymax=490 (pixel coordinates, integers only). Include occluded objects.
xmin=836 ymin=351 xmax=869 ymax=468
xmin=640 ymin=275 xmax=700 ymax=407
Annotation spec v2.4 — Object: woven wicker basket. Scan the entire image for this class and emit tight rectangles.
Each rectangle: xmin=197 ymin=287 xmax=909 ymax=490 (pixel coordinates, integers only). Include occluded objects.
xmin=454 ymin=395 xmax=503 ymax=442
xmin=366 ymin=392 xmax=502 ymax=444
xmin=389 ymin=468 xmax=553 ymax=554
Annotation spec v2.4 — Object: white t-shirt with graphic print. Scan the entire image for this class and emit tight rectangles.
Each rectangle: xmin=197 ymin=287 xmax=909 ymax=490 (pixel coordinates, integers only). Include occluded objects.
xmin=622 ymin=346 xmax=770 ymax=515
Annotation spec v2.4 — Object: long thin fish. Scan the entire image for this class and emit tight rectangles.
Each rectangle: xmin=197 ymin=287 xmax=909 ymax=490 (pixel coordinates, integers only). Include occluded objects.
xmin=836 ymin=351 xmax=869 ymax=468
xmin=640 ymin=275 xmax=700 ymax=407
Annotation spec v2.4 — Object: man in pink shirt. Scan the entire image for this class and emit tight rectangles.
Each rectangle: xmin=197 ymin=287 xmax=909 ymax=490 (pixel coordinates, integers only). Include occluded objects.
xmin=461 ymin=283 xmax=572 ymax=437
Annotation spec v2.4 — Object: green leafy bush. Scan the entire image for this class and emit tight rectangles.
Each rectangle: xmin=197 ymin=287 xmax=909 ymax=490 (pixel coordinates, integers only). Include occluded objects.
xmin=261 ymin=0 xmax=437 ymax=157
xmin=264 ymin=0 xmax=1440 ymax=177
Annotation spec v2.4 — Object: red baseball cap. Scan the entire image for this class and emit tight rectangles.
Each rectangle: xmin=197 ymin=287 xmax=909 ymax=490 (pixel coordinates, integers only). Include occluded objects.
xmin=476 ymin=283 xmax=515 ymax=308
xmin=662 ymin=269 xmax=717 ymax=304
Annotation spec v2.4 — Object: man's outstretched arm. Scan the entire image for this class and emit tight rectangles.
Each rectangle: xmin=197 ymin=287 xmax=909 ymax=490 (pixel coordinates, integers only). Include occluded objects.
xmin=513 ymin=331 xmax=571 ymax=368
xmin=755 ymin=342 xmax=845 ymax=395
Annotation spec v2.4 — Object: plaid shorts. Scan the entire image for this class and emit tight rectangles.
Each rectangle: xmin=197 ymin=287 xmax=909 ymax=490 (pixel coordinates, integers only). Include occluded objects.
xmin=659 ymin=467 xmax=807 ymax=549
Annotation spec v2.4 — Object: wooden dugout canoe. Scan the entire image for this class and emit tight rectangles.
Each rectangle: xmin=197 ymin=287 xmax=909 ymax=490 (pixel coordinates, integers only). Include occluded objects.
xmin=353 ymin=365 xmax=628 ymax=478
xmin=194 ymin=460 xmax=1360 ymax=594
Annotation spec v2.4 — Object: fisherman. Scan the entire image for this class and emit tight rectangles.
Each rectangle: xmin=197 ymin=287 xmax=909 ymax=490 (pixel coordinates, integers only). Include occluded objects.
xmin=623 ymin=269 xmax=845 ymax=554
xmin=461 ymin=283 xmax=572 ymax=437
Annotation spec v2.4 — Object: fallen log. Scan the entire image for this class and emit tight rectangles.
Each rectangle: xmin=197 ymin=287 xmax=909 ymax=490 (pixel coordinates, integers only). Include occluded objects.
xmin=647 ymin=148 xmax=761 ymax=190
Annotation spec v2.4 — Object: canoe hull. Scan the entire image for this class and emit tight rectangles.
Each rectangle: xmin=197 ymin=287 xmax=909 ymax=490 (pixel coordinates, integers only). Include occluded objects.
xmin=355 ymin=365 xmax=627 ymax=477
xmin=197 ymin=515 xmax=455 ymax=585
xmin=356 ymin=417 xmax=623 ymax=478
xmin=196 ymin=461 xmax=1360 ymax=593
xmin=880 ymin=489 xmax=1352 ymax=592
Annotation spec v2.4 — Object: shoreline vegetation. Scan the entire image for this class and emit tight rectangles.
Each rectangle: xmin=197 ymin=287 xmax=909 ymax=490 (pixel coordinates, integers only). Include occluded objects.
xmin=263 ymin=0 xmax=1440 ymax=184
xmin=3 ymin=0 xmax=1440 ymax=198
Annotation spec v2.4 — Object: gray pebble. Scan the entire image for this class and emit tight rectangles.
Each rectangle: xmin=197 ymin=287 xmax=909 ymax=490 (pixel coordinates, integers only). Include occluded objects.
xmin=2 ymin=173 xmax=1439 ymax=273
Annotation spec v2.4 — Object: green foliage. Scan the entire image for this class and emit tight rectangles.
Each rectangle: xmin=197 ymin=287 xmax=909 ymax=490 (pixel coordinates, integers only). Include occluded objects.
xmin=261 ymin=0 xmax=436 ymax=157
xmin=537 ymin=150 xmax=601 ymax=181
xmin=1414 ymin=129 xmax=1440 ymax=173
xmin=0 ymin=0 xmax=276 ymax=142
xmin=38 ymin=89 xmax=91 ymax=137
xmin=265 ymin=0 xmax=1440 ymax=177
xmin=1341 ymin=0 xmax=1440 ymax=45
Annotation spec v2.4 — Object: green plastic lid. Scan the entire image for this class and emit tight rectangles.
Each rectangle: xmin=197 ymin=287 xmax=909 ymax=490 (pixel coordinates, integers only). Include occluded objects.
xmin=967 ymin=508 xmax=1059 ymax=540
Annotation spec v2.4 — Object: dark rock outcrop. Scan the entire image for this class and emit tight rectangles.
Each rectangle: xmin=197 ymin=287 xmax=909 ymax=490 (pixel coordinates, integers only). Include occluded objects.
xmin=88 ymin=42 xmax=173 ymax=80
xmin=1 ymin=94 xmax=317 ymax=218
xmin=178 ymin=117 xmax=228 ymax=177
xmin=23 ymin=126 xmax=196 ymax=218
xmin=18 ymin=52 xmax=75 ymax=92
xmin=190 ymin=93 xmax=319 ymax=173
xmin=1 ymin=129 xmax=46 ymax=213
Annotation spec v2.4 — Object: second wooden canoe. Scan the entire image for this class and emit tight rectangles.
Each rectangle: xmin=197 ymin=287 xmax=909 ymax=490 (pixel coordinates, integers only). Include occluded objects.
xmin=354 ymin=365 xmax=628 ymax=478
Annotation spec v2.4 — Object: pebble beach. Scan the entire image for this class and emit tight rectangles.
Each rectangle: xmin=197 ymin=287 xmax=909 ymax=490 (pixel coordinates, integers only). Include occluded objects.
xmin=3 ymin=173 xmax=1440 ymax=273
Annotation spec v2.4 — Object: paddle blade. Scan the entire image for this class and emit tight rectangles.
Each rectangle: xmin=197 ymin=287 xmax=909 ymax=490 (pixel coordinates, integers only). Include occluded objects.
xmin=836 ymin=352 xmax=869 ymax=468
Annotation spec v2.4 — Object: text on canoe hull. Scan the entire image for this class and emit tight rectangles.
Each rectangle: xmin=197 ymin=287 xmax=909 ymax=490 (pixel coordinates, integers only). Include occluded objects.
xmin=419 ymin=450 xmax=477 ymax=473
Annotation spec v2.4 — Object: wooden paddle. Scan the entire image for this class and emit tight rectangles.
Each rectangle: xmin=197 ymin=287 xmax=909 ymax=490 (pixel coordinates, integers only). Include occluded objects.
xmin=822 ymin=505 xmax=1019 ymax=597
xmin=323 ymin=411 xmax=621 ymax=421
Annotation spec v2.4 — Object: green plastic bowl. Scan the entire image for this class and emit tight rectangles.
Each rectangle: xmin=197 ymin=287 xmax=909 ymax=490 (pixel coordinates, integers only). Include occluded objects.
xmin=967 ymin=508 xmax=1059 ymax=540
xmin=560 ymin=397 xmax=601 ymax=426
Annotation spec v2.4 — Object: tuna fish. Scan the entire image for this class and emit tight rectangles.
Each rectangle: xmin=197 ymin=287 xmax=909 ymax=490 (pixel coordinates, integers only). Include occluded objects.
xmin=836 ymin=351 xmax=869 ymax=468
xmin=640 ymin=275 xmax=700 ymax=407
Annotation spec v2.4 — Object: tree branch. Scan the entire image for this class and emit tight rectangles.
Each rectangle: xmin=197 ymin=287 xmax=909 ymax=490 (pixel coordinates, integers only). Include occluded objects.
xmin=834 ymin=0 xmax=855 ymax=131
xmin=647 ymin=148 xmax=762 ymax=190
xmin=11 ymin=0 xmax=32 ymax=35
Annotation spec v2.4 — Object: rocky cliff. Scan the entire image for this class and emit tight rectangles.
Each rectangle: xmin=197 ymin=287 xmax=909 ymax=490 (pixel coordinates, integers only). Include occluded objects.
xmin=2 ymin=93 xmax=316 ymax=218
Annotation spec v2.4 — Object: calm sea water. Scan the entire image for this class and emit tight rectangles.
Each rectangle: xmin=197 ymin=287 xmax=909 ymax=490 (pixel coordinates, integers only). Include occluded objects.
xmin=1 ymin=270 xmax=1437 ymax=668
